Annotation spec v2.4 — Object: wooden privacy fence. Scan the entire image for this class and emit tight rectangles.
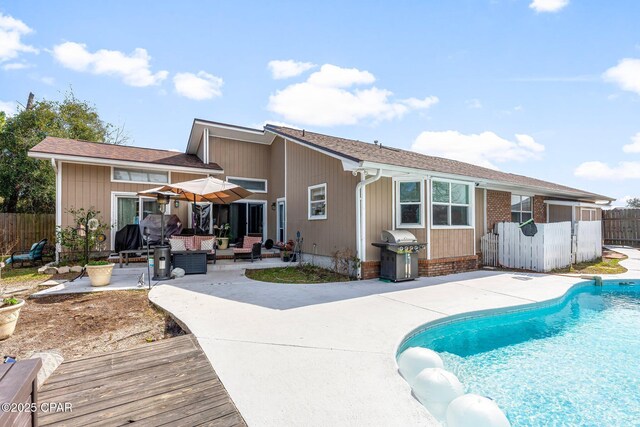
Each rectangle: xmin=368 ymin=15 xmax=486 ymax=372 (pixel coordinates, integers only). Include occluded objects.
xmin=0 ymin=213 xmax=56 ymax=253
xmin=603 ymin=208 xmax=640 ymax=246
xmin=480 ymin=232 xmax=499 ymax=267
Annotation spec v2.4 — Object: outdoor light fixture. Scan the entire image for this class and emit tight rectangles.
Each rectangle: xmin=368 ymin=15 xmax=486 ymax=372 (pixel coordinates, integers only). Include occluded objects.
xmin=271 ymin=202 xmax=276 ymax=211
xmin=174 ymin=200 xmax=180 ymax=208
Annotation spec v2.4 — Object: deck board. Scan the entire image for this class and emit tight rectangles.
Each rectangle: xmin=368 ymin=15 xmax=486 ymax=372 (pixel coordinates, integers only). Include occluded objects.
xmin=38 ymin=334 xmax=246 ymax=426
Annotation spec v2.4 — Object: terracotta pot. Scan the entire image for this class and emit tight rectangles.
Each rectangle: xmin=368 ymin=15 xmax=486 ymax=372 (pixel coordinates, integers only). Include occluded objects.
xmin=218 ymin=237 xmax=229 ymax=250
xmin=85 ymin=263 xmax=115 ymax=287
xmin=0 ymin=299 xmax=25 ymax=340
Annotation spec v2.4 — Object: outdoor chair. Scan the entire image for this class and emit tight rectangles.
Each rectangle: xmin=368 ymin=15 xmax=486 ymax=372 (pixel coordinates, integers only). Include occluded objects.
xmin=6 ymin=239 xmax=48 ymax=268
xmin=233 ymin=236 xmax=262 ymax=262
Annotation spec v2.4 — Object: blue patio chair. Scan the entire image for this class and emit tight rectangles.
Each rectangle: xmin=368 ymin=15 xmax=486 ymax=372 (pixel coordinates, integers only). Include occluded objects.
xmin=5 ymin=239 xmax=48 ymax=268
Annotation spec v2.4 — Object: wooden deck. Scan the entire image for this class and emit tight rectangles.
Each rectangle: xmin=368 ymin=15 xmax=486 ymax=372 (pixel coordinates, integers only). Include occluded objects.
xmin=38 ymin=334 xmax=246 ymax=426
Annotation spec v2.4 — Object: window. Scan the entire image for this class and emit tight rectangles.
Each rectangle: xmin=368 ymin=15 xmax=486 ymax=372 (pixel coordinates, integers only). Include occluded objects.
xmin=396 ymin=180 xmax=424 ymax=227
xmin=431 ymin=180 xmax=471 ymax=227
xmin=511 ymin=195 xmax=533 ymax=224
xmin=308 ymin=183 xmax=327 ymax=220
xmin=581 ymin=208 xmax=596 ymax=221
xmin=113 ymin=167 xmax=168 ymax=184
xmin=227 ymin=177 xmax=267 ymax=193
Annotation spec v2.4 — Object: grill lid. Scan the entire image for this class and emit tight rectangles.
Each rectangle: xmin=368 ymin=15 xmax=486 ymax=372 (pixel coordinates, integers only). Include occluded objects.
xmin=381 ymin=229 xmax=418 ymax=244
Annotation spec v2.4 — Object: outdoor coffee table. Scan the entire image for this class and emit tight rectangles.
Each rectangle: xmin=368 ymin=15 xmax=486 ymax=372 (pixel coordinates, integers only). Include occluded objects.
xmin=118 ymin=249 xmax=146 ymax=268
xmin=172 ymin=250 xmax=208 ymax=275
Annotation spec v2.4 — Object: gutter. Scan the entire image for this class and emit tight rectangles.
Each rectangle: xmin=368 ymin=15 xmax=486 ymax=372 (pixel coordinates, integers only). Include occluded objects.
xmin=355 ymin=168 xmax=382 ymax=279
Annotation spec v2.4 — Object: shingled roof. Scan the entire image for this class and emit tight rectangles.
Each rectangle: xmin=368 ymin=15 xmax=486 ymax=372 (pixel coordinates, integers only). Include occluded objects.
xmin=265 ymin=125 xmax=613 ymax=201
xmin=30 ymin=137 xmax=223 ymax=172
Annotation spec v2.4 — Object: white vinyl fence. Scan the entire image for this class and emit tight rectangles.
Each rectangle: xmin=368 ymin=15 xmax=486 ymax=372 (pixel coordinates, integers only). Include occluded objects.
xmin=494 ymin=221 xmax=572 ymax=272
xmin=575 ymin=220 xmax=602 ymax=263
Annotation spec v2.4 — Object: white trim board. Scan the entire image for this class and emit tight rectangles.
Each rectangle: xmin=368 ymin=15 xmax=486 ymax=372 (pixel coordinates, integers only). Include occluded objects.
xmin=28 ymin=152 xmax=223 ymax=176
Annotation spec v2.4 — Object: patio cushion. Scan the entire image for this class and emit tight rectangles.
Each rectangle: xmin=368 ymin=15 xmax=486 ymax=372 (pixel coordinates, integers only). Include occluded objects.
xmin=193 ymin=235 xmax=216 ymax=253
xmin=200 ymin=239 xmax=215 ymax=251
xmin=171 ymin=235 xmax=195 ymax=250
xmin=169 ymin=238 xmax=187 ymax=251
xmin=233 ymin=248 xmax=252 ymax=253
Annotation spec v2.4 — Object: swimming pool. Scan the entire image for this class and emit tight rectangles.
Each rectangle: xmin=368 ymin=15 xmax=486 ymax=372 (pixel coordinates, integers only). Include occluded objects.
xmin=399 ymin=280 xmax=640 ymax=426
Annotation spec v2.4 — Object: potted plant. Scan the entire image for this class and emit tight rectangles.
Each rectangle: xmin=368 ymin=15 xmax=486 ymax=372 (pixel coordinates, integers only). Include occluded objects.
xmin=282 ymin=249 xmax=290 ymax=262
xmin=85 ymin=260 xmax=114 ymax=287
xmin=217 ymin=223 xmax=231 ymax=249
xmin=0 ymin=296 xmax=25 ymax=340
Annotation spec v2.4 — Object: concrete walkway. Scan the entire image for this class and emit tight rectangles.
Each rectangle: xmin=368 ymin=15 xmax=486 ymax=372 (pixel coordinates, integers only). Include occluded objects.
xmin=148 ymin=262 xmax=633 ymax=427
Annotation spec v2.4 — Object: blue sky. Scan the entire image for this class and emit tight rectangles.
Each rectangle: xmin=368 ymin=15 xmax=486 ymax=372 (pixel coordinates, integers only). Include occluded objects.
xmin=1 ymin=1 xmax=639 ymax=203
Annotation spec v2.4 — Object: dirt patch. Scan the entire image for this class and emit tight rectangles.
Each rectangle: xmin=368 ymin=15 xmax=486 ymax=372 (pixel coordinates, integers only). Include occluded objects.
xmin=0 ymin=290 xmax=181 ymax=360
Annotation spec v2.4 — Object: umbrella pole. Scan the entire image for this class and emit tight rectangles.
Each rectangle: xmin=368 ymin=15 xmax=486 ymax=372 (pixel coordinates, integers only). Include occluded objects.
xmin=192 ymin=194 xmax=197 ymax=235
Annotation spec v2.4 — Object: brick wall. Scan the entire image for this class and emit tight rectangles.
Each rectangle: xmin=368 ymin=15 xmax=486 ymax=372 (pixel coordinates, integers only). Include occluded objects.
xmin=533 ymin=195 xmax=547 ymax=223
xmin=360 ymin=255 xmax=478 ymax=280
xmin=486 ymin=190 xmax=511 ymax=232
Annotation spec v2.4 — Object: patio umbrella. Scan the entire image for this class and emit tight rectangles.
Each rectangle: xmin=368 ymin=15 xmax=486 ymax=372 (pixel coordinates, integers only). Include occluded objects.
xmin=138 ymin=176 xmax=253 ymax=232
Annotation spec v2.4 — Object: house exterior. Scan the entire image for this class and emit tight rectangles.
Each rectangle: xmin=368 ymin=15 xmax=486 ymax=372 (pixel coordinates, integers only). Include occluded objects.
xmin=29 ymin=119 xmax=613 ymax=278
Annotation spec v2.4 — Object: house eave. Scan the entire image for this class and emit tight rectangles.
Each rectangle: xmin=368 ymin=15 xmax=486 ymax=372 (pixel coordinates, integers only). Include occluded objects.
xmin=28 ymin=151 xmax=224 ymax=175
xmin=186 ymin=119 xmax=273 ymax=155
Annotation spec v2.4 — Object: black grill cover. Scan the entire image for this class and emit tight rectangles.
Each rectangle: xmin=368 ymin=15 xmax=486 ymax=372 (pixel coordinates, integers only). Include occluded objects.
xmin=114 ymin=224 xmax=143 ymax=252
xmin=139 ymin=214 xmax=183 ymax=245
xmin=520 ymin=220 xmax=538 ymax=237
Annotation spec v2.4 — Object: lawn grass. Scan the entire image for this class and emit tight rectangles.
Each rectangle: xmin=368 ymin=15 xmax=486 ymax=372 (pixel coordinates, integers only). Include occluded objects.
xmin=0 ymin=265 xmax=47 ymax=284
xmin=245 ymin=264 xmax=351 ymax=284
xmin=553 ymin=256 xmax=627 ymax=274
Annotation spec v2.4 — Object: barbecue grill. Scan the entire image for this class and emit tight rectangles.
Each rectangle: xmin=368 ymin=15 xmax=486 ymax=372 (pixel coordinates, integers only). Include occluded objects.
xmin=371 ymin=230 xmax=427 ymax=282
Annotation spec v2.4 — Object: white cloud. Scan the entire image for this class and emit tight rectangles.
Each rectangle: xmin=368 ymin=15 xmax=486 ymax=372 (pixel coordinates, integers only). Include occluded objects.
xmin=52 ymin=41 xmax=168 ymax=87
xmin=622 ymin=132 xmax=640 ymax=153
xmin=268 ymin=60 xmax=316 ymax=79
xmin=39 ymin=76 xmax=55 ymax=85
xmin=173 ymin=71 xmax=223 ymax=100
xmin=0 ymin=100 xmax=18 ymax=117
xmin=529 ymin=0 xmax=569 ymax=13
xmin=268 ymin=63 xmax=437 ymax=126
xmin=306 ymin=64 xmax=375 ymax=87
xmin=411 ymin=130 xmax=545 ymax=170
xmin=574 ymin=161 xmax=640 ymax=180
xmin=0 ymin=13 xmax=38 ymax=63
xmin=466 ymin=98 xmax=482 ymax=109
xmin=2 ymin=62 xmax=30 ymax=70
xmin=401 ymin=96 xmax=439 ymax=109
xmin=603 ymin=58 xmax=640 ymax=95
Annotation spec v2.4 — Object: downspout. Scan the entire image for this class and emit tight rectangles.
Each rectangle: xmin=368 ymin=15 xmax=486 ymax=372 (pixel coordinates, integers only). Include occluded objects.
xmin=355 ymin=168 xmax=382 ymax=278
xmin=51 ymin=158 xmax=61 ymax=263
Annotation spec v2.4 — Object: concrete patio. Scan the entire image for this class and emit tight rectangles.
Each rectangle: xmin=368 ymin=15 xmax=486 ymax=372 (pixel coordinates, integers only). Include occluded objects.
xmin=32 ymin=257 xmax=291 ymax=297
xmin=148 ymin=249 xmax=640 ymax=427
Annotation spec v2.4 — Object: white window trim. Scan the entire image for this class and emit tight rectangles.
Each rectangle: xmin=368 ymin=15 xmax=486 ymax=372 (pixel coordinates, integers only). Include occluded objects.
xmin=580 ymin=207 xmax=597 ymax=221
xmin=277 ymin=197 xmax=286 ymax=242
xmin=111 ymin=166 xmax=171 ymax=185
xmin=226 ymin=176 xmax=268 ymax=194
xmin=511 ymin=194 xmax=534 ymax=223
xmin=110 ymin=192 xmax=172 ymax=248
xmin=430 ymin=179 xmax=474 ymax=229
xmin=308 ymin=183 xmax=327 ymax=220
xmin=394 ymin=178 xmax=425 ymax=229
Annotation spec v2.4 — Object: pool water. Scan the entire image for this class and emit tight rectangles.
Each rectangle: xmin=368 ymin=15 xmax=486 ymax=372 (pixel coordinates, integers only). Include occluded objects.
xmin=400 ymin=281 xmax=640 ymax=426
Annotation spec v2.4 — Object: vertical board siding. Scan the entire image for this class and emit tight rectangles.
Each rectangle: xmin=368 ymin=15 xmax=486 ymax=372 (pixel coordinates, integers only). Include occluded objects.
xmin=0 ymin=213 xmax=56 ymax=252
xmin=496 ymin=221 xmax=572 ymax=271
xmin=61 ymin=163 xmax=206 ymax=250
xmin=430 ymin=229 xmax=475 ymax=259
xmin=364 ymin=178 xmax=393 ymax=261
xmin=286 ymin=141 xmax=358 ymax=257
xmin=602 ymin=208 xmax=640 ymax=246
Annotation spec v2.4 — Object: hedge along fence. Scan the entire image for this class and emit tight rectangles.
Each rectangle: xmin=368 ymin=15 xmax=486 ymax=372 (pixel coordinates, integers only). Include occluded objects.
xmin=0 ymin=213 xmax=56 ymax=254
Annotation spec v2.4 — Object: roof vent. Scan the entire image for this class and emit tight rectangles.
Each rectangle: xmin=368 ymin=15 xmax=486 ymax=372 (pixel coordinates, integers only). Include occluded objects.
xmin=302 ymin=129 xmax=305 ymax=136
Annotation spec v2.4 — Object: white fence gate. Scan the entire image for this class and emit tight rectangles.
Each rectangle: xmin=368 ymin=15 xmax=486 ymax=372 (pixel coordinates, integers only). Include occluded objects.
xmin=575 ymin=220 xmax=602 ymax=263
xmin=481 ymin=233 xmax=499 ymax=267
xmin=495 ymin=221 xmax=572 ymax=272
